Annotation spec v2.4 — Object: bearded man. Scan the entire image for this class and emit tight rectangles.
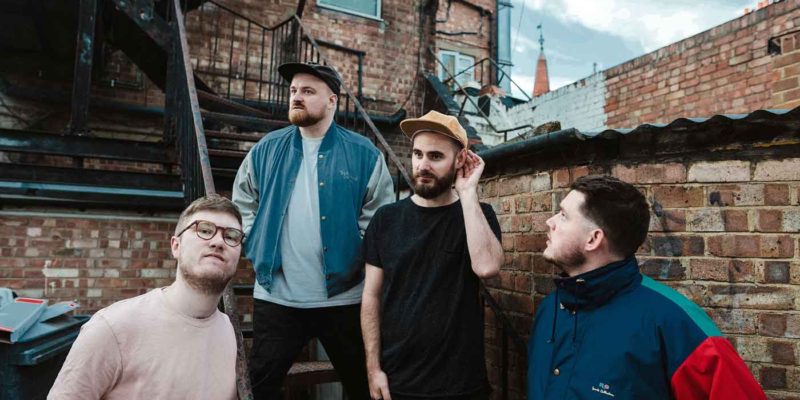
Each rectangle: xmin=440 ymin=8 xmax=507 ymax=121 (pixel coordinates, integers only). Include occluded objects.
xmin=232 ymin=62 xmax=393 ymax=399
xmin=360 ymin=111 xmax=504 ymax=400
xmin=49 ymin=195 xmax=243 ymax=399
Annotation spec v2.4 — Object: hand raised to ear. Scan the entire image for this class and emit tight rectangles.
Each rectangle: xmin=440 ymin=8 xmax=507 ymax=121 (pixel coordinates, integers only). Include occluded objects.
xmin=454 ymin=150 xmax=485 ymax=196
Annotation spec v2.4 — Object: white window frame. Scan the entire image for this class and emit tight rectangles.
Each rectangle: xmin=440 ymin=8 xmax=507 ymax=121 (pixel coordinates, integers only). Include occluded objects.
xmin=318 ymin=0 xmax=382 ymax=21
xmin=438 ymin=50 xmax=476 ymax=86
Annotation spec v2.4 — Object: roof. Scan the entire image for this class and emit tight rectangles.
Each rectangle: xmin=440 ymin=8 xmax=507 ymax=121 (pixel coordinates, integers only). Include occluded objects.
xmin=479 ymin=106 xmax=800 ymax=164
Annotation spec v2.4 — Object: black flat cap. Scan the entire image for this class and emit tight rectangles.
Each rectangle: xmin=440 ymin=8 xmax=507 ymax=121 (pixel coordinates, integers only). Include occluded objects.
xmin=278 ymin=62 xmax=342 ymax=95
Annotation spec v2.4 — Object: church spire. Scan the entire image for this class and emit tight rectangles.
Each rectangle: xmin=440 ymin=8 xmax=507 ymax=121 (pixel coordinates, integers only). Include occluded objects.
xmin=532 ymin=24 xmax=550 ymax=97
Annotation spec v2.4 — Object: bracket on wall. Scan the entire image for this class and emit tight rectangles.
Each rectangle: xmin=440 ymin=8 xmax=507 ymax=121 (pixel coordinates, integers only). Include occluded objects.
xmin=767 ymin=28 xmax=800 ymax=56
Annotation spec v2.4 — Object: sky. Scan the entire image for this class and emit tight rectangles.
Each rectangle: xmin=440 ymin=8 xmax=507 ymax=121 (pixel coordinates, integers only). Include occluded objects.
xmin=508 ymin=0 xmax=757 ymax=98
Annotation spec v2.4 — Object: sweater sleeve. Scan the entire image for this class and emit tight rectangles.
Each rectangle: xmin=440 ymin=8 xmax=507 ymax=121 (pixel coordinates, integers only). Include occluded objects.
xmin=671 ymin=336 xmax=766 ymax=400
xmin=48 ymin=315 xmax=122 ymax=399
xmin=358 ymin=154 xmax=394 ymax=236
xmin=231 ymin=151 xmax=260 ymax=236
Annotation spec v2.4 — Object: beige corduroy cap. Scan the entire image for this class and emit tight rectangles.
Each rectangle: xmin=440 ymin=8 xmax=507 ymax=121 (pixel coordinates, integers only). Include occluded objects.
xmin=399 ymin=110 xmax=468 ymax=149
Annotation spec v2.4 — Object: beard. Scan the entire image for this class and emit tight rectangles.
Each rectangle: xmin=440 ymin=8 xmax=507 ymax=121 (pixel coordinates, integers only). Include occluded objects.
xmin=178 ymin=261 xmax=234 ymax=295
xmin=543 ymin=243 xmax=586 ymax=272
xmin=413 ymin=164 xmax=456 ymax=199
xmin=288 ymin=105 xmax=324 ymax=127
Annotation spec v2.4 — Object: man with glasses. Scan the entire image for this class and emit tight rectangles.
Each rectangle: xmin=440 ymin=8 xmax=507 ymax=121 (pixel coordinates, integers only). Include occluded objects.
xmin=232 ymin=62 xmax=393 ymax=399
xmin=49 ymin=195 xmax=243 ymax=399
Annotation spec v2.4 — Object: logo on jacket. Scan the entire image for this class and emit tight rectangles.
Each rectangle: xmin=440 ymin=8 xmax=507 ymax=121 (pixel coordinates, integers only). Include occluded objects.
xmin=591 ymin=382 xmax=615 ymax=397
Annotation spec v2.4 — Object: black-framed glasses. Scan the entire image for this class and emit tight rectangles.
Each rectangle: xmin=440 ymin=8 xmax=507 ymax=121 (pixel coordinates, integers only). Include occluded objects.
xmin=176 ymin=220 xmax=245 ymax=247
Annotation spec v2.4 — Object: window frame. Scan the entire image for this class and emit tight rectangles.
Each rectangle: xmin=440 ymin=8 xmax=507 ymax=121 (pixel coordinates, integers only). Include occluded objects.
xmin=438 ymin=50 xmax=476 ymax=86
xmin=317 ymin=0 xmax=383 ymax=21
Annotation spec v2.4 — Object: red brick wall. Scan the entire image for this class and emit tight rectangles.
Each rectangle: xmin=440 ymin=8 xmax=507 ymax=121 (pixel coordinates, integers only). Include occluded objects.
xmin=773 ymin=30 xmax=800 ymax=110
xmin=0 ymin=211 xmax=255 ymax=321
xmin=480 ymin=141 xmax=800 ymax=398
xmin=604 ymin=1 xmax=800 ymax=128
xmin=435 ymin=0 xmax=493 ymax=55
xmin=190 ymin=0 xmax=434 ymax=116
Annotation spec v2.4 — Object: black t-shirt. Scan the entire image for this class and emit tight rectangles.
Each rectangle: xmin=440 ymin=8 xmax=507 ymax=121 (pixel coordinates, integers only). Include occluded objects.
xmin=362 ymin=197 xmax=502 ymax=397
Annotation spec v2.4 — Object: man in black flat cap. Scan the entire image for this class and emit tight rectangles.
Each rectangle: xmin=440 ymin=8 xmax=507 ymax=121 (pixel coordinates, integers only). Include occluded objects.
xmin=233 ymin=62 xmax=393 ymax=399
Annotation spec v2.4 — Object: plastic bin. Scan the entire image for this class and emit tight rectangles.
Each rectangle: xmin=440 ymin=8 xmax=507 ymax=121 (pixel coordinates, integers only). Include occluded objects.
xmin=0 ymin=315 xmax=89 ymax=400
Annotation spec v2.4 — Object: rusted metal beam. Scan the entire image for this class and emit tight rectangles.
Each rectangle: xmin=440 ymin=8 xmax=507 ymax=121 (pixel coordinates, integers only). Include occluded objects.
xmin=68 ymin=0 xmax=98 ymax=135
xmin=169 ymin=0 xmax=253 ymax=398
xmin=112 ymin=0 xmax=171 ymax=50
xmin=0 ymin=128 xmax=175 ymax=163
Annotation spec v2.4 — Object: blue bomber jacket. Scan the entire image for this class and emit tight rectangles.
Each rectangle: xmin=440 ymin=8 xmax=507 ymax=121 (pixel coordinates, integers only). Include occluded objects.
xmin=231 ymin=122 xmax=394 ymax=296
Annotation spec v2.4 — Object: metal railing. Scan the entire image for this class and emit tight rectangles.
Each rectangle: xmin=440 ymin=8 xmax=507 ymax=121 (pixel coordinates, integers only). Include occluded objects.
xmin=184 ymin=1 xmax=409 ymax=183
xmin=184 ymin=2 xmax=365 ymax=111
xmin=443 ymin=57 xmax=531 ymax=102
xmin=164 ymin=0 xmax=252 ymax=398
xmin=480 ymin=285 xmax=528 ymax=400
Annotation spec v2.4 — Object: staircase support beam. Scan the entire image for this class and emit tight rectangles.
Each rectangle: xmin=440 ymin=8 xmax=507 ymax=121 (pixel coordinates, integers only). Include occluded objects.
xmin=111 ymin=0 xmax=171 ymax=50
xmin=68 ymin=0 xmax=98 ymax=135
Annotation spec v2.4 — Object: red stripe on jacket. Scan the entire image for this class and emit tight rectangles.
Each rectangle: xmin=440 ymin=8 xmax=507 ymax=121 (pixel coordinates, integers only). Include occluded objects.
xmin=671 ymin=336 xmax=766 ymax=400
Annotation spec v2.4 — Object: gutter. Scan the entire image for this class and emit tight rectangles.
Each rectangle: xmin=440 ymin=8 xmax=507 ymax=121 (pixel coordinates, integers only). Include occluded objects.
xmin=477 ymin=128 xmax=585 ymax=164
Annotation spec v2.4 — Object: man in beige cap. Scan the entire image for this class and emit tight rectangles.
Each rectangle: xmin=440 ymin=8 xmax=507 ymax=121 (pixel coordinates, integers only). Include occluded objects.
xmin=360 ymin=110 xmax=504 ymax=400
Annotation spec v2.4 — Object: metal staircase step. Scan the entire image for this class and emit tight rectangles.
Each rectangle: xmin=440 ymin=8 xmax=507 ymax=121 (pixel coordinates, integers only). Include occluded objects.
xmin=0 ymin=181 xmax=184 ymax=210
xmin=0 ymin=164 xmax=180 ymax=191
xmin=202 ymin=111 xmax=287 ymax=132
xmin=197 ymin=90 xmax=279 ymax=121
xmin=286 ymin=361 xmax=339 ymax=386
xmin=205 ymin=130 xmax=266 ymax=142
xmin=207 ymin=148 xmax=248 ymax=158
xmin=0 ymin=128 xmax=175 ymax=164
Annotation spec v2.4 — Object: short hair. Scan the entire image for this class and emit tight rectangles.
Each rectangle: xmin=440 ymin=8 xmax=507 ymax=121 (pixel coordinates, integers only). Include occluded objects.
xmin=570 ymin=175 xmax=650 ymax=257
xmin=174 ymin=194 xmax=242 ymax=236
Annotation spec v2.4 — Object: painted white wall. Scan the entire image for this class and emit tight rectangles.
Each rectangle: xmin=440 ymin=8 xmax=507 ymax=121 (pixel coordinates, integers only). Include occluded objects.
xmin=473 ymin=73 xmax=608 ymax=145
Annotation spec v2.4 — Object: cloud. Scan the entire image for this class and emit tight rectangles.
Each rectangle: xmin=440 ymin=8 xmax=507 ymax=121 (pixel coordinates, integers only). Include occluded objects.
xmin=514 ymin=35 xmax=581 ymax=64
xmin=509 ymin=73 xmax=575 ymax=98
xmin=516 ymin=0 xmax=745 ymax=52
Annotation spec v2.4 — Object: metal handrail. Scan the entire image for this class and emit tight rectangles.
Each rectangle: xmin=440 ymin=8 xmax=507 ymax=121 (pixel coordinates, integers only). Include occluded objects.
xmin=480 ymin=283 xmax=528 ymax=400
xmin=166 ymin=0 xmax=252 ymax=398
xmin=443 ymin=56 xmax=531 ymax=102
xmin=429 ymin=47 xmax=500 ymax=132
xmin=185 ymin=3 xmax=367 ymax=115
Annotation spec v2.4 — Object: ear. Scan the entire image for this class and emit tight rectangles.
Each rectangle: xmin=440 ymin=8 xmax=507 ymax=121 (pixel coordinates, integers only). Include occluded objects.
xmin=455 ymin=148 xmax=467 ymax=169
xmin=328 ymin=94 xmax=338 ymax=109
xmin=170 ymin=236 xmax=181 ymax=259
xmin=584 ymin=228 xmax=605 ymax=252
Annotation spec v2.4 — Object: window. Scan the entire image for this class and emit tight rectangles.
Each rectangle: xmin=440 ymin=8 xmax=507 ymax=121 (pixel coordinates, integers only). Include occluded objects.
xmin=318 ymin=0 xmax=381 ymax=20
xmin=438 ymin=50 xmax=476 ymax=87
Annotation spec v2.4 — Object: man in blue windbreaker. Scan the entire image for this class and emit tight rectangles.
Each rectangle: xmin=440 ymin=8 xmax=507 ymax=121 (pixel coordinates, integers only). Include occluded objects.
xmin=233 ymin=62 xmax=394 ymax=400
xmin=528 ymin=175 xmax=765 ymax=399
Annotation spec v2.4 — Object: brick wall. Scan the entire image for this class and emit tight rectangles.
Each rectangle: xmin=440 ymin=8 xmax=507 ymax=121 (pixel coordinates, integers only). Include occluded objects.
xmin=603 ymin=1 xmax=797 ymax=128
xmin=495 ymin=72 xmax=607 ymax=141
xmin=0 ymin=210 xmax=255 ymax=321
xmin=773 ymin=30 xmax=800 ymax=109
xmin=476 ymin=0 xmax=800 ymax=141
xmin=190 ymin=0 xmax=432 ymax=116
xmin=478 ymin=124 xmax=800 ymax=399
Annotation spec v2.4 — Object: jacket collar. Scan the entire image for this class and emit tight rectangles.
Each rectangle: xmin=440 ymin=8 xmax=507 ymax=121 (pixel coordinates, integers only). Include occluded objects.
xmin=292 ymin=121 xmax=338 ymax=153
xmin=553 ymin=257 xmax=641 ymax=310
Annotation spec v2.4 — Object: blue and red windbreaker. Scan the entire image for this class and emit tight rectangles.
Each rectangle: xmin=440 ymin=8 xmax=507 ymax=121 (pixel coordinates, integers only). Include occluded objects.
xmin=527 ymin=257 xmax=766 ymax=399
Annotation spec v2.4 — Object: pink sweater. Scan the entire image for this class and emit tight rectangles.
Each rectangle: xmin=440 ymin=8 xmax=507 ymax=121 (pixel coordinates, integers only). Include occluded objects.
xmin=48 ymin=288 xmax=236 ymax=400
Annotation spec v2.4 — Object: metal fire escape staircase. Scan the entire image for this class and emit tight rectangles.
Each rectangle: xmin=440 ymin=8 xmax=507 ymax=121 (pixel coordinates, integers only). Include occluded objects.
xmin=0 ymin=0 xmax=410 ymax=397
xmin=0 ymin=1 xmax=528 ymax=398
